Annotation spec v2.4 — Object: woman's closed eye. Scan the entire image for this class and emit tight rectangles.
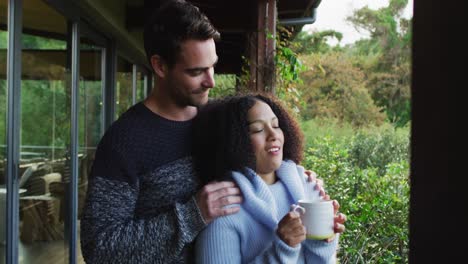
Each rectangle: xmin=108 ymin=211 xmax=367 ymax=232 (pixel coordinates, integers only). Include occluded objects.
xmin=249 ymin=126 xmax=264 ymax=134
xmin=272 ymin=120 xmax=280 ymax=129
xmin=249 ymin=121 xmax=280 ymax=133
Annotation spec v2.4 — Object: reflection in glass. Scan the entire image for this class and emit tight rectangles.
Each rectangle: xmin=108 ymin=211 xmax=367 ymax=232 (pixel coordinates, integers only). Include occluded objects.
xmin=19 ymin=0 xmax=69 ymax=263
xmin=0 ymin=0 xmax=8 ymax=260
xmin=136 ymin=69 xmax=146 ymax=103
xmin=77 ymin=38 xmax=104 ymax=264
xmin=116 ymin=57 xmax=133 ymax=118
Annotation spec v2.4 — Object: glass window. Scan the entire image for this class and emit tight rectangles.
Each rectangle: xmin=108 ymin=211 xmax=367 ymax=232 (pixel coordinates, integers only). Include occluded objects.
xmin=0 ymin=0 xmax=8 ymax=257
xmin=77 ymin=33 xmax=104 ymax=264
xmin=135 ymin=67 xmax=147 ymax=103
xmin=115 ymin=56 xmax=132 ymax=118
xmin=19 ymin=0 xmax=69 ymax=262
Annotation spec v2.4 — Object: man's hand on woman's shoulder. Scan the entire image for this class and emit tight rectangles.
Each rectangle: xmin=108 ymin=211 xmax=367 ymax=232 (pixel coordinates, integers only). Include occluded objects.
xmin=195 ymin=181 xmax=242 ymax=224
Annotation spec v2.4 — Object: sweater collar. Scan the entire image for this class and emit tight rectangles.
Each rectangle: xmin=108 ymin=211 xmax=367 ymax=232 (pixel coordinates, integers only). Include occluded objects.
xmin=230 ymin=160 xmax=306 ymax=230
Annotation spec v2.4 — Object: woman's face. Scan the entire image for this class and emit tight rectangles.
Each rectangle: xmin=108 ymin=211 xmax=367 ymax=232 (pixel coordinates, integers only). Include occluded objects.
xmin=247 ymin=100 xmax=284 ymax=178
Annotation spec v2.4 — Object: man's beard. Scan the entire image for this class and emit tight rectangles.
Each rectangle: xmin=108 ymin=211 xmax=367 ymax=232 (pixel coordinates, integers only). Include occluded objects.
xmin=172 ymin=88 xmax=209 ymax=108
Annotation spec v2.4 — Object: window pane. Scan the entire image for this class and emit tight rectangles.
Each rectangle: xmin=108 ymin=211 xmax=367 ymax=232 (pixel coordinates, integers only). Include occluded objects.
xmin=0 ymin=0 xmax=8 ymax=260
xmin=77 ymin=36 xmax=104 ymax=264
xmin=136 ymin=69 xmax=146 ymax=103
xmin=19 ymin=1 xmax=69 ymax=262
xmin=115 ymin=56 xmax=132 ymax=118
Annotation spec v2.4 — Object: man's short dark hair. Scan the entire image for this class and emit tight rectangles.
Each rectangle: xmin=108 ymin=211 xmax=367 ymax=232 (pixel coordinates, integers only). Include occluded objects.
xmin=144 ymin=0 xmax=220 ymax=68
xmin=192 ymin=93 xmax=305 ymax=185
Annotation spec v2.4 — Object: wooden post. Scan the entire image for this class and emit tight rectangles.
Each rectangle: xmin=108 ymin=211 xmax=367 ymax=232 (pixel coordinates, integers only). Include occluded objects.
xmin=264 ymin=0 xmax=276 ymax=94
xmin=247 ymin=31 xmax=258 ymax=92
xmin=247 ymin=0 xmax=276 ymax=93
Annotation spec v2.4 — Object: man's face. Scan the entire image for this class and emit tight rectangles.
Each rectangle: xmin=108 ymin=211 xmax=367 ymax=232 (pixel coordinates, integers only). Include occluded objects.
xmin=166 ymin=38 xmax=218 ymax=107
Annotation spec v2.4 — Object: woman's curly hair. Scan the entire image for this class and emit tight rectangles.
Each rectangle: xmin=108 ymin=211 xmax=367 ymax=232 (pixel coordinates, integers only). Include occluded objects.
xmin=192 ymin=93 xmax=304 ymax=185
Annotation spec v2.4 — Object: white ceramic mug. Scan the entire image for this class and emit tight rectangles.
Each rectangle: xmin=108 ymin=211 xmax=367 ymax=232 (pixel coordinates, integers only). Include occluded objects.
xmin=291 ymin=199 xmax=334 ymax=240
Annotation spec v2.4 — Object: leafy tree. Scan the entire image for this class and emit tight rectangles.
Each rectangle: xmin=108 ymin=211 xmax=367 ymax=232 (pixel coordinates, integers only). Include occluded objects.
xmin=290 ymin=0 xmax=412 ymax=127
xmin=292 ymin=29 xmax=343 ymax=54
xmin=298 ymin=52 xmax=385 ymax=127
xmin=21 ymin=80 xmax=70 ymax=150
xmin=346 ymin=0 xmax=412 ymax=126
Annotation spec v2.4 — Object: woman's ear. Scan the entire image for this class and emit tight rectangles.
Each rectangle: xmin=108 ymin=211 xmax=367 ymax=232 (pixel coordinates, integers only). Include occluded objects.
xmin=150 ymin=55 xmax=167 ymax=78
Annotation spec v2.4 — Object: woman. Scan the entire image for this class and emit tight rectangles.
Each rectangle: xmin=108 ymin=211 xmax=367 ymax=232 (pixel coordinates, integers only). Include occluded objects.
xmin=192 ymin=93 xmax=345 ymax=263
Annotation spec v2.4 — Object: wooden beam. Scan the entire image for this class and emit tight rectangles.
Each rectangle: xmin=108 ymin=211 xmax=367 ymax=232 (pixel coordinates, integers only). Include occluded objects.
xmin=248 ymin=0 xmax=276 ymax=93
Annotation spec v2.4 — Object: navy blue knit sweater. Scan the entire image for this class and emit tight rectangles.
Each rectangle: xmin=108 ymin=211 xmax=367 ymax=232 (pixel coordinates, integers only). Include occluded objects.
xmin=80 ymin=102 xmax=206 ymax=264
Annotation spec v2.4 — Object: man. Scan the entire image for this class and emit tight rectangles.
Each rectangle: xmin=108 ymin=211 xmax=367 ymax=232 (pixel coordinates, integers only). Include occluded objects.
xmin=80 ymin=1 xmax=242 ymax=263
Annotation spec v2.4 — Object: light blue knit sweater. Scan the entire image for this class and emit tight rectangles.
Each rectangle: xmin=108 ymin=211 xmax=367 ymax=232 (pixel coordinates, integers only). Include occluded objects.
xmin=195 ymin=160 xmax=338 ymax=263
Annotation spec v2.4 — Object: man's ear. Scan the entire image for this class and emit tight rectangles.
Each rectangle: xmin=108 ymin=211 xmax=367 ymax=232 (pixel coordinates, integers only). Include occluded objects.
xmin=151 ymin=55 xmax=167 ymax=78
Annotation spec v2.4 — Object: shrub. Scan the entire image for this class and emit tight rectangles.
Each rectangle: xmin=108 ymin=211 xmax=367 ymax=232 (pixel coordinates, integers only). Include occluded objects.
xmin=301 ymin=120 xmax=409 ymax=263
xmin=349 ymin=125 xmax=410 ymax=176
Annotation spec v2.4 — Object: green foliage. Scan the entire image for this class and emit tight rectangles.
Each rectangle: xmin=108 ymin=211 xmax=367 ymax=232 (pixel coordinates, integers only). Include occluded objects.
xmin=300 ymin=118 xmax=355 ymax=147
xmin=209 ymin=74 xmax=237 ymax=99
xmin=21 ymin=80 xmax=70 ymax=148
xmin=1 ymin=31 xmax=7 ymax=156
xmin=233 ymin=55 xmax=252 ymax=95
xmin=235 ymin=26 xmax=308 ymax=115
xmin=22 ymin=34 xmax=66 ymax=50
xmin=18 ymin=35 xmax=70 ymax=153
xmin=1 ymin=33 xmax=75 ymax=161
xmin=274 ymin=26 xmax=307 ymax=115
xmin=290 ymin=1 xmax=412 ymax=128
xmin=345 ymin=0 xmax=412 ymax=127
xmin=349 ymin=125 xmax=410 ymax=175
xmin=298 ymin=52 xmax=386 ymax=127
xmin=0 ymin=81 xmax=5 ymax=154
xmin=79 ymin=80 xmax=104 ymax=148
xmin=301 ymin=120 xmax=410 ymax=263
xmin=292 ymin=30 xmax=343 ymax=54
xmin=365 ymin=62 xmax=411 ymax=127
xmin=0 ymin=30 xmax=7 ymax=49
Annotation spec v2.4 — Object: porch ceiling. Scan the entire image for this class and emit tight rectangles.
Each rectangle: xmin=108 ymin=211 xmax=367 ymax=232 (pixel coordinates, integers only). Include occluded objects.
xmin=126 ymin=0 xmax=321 ymax=74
